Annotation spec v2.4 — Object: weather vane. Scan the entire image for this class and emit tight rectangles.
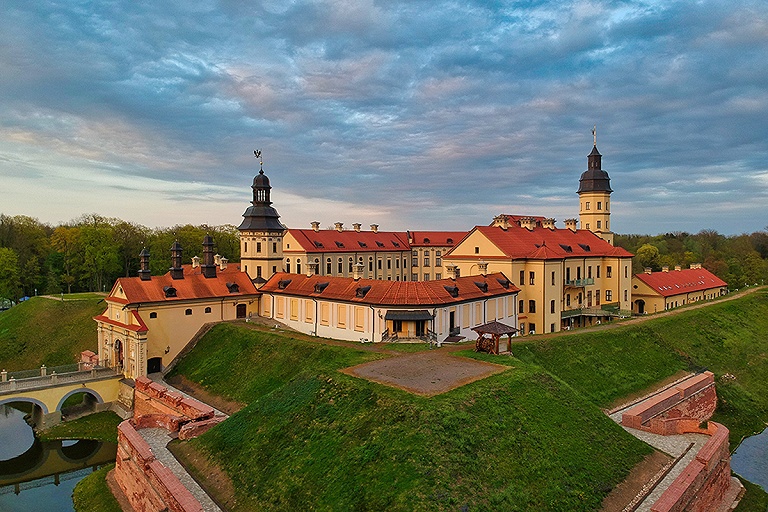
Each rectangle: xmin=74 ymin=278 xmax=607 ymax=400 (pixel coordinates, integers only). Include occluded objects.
xmin=592 ymin=125 xmax=597 ymax=146
xmin=253 ymin=149 xmax=263 ymax=171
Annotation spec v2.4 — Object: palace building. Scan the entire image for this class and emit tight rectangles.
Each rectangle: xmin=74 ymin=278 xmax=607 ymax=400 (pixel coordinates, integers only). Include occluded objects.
xmin=631 ymin=264 xmax=727 ymax=315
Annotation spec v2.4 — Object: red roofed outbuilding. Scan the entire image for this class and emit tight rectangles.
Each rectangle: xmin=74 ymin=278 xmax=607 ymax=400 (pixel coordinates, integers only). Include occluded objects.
xmin=259 ymin=272 xmax=519 ymax=343
xmin=631 ymin=264 xmax=727 ymax=314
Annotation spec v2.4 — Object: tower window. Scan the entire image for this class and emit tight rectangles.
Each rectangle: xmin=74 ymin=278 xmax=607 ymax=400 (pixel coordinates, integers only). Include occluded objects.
xmin=257 ymin=242 xmax=262 ymax=253
xmin=244 ymin=242 xmax=248 ymax=253
xmin=597 ymin=220 xmax=602 ymax=229
xmin=586 ymin=223 xmax=590 ymax=230
xmin=585 ymin=202 xmax=590 ymax=210
xmin=273 ymin=242 xmax=277 ymax=252
xmin=597 ymin=202 xmax=602 ymax=210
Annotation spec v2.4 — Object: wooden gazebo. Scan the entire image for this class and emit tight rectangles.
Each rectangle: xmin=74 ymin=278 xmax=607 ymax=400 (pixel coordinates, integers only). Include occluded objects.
xmin=472 ymin=321 xmax=518 ymax=355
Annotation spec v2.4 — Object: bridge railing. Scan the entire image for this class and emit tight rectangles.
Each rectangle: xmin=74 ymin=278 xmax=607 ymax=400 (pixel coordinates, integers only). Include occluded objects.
xmin=0 ymin=366 xmax=119 ymax=394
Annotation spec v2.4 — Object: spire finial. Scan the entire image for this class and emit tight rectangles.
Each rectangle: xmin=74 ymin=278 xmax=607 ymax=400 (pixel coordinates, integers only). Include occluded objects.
xmin=592 ymin=125 xmax=597 ymax=146
xmin=253 ymin=149 xmax=263 ymax=172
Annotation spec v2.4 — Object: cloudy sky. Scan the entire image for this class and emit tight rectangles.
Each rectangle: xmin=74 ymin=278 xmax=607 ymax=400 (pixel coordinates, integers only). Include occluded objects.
xmin=1 ymin=0 xmax=767 ymax=235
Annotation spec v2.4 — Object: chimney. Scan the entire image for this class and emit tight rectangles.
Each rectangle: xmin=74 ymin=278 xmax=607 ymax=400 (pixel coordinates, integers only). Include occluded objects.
xmin=690 ymin=263 xmax=702 ymax=270
xmin=519 ymin=217 xmax=536 ymax=231
xmin=542 ymin=218 xmax=556 ymax=230
xmin=169 ymin=241 xmax=184 ymax=280
xmin=219 ymin=257 xmax=228 ymax=271
xmin=334 ymin=222 xmax=344 ymax=232
xmin=565 ymin=218 xmax=578 ymax=232
xmin=352 ymin=223 xmax=361 ymax=232
xmin=446 ymin=265 xmax=460 ymax=280
xmin=139 ymin=248 xmax=151 ymax=281
xmin=370 ymin=224 xmax=379 ymax=233
xmin=214 ymin=254 xmax=222 ymax=265
xmin=191 ymin=256 xmax=200 ymax=268
xmin=644 ymin=267 xmax=652 ymax=274
xmin=307 ymin=261 xmax=318 ymax=276
xmin=662 ymin=266 xmax=669 ymax=273
xmin=201 ymin=235 xmax=217 ymax=278
xmin=311 ymin=221 xmax=320 ymax=232
xmin=477 ymin=261 xmax=488 ymax=276
xmin=492 ymin=214 xmax=510 ymax=230
xmin=674 ymin=265 xmax=682 ymax=271
xmin=352 ymin=262 xmax=364 ymax=280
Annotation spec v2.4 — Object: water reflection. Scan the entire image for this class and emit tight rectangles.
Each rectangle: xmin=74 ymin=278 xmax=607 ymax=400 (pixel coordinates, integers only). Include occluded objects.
xmin=732 ymin=426 xmax=768 ymax=492
xmin=0 ymin=404 xmax=117 ymax=511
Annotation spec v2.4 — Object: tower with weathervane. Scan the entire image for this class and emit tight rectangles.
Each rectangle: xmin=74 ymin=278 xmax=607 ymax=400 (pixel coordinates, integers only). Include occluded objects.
xmin=238 ymin=151 xmax=286 ymax=284
xmin=578 ymin=127 xmax=614 ymax=245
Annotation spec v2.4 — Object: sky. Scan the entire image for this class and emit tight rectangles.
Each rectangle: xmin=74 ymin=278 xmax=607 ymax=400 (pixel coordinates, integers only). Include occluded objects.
xmin=1 ymin=0 xmax=767 ymax=236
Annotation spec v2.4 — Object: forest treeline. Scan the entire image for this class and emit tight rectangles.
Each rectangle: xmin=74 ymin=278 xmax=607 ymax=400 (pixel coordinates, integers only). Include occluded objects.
xmin=1 ymin=213 xmax=767 ymax=300
xmin=0 ymin=214 xmax=240 ymax=300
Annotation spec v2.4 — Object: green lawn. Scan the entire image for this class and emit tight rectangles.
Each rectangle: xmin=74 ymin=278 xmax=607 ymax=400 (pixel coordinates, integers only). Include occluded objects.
xmin=38 ymin=411 xmax=123 ymax=443
xmin=172 ymin=324 xmax=651 ymax=511
xmin=513 ymin=290 xmax=768 ymax=443
xmin=0 ymin=296 xmax=103 ymax=371
xmin=72 ymin=463 xmax=122 ymax=512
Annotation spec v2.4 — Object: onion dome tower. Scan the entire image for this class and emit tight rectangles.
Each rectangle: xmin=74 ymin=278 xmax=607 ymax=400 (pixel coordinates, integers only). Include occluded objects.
xmin=238 ymin=151 xmax=286 ymax=282
xmin=578 ymin=127 xmax=614 ymax=245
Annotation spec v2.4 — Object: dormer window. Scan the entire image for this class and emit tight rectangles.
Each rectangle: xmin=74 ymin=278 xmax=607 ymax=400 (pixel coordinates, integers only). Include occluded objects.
xmin=278 ymin=279 xmax=292 ymax=290
xmin=358 ymin=241 xmax=367 ymax=248
xmin=335 ymin=241 xmax=345 ymax=248
xmin=226 ymin=282 xmax=240 ymax=293
xmin=474 ymin=281 xmax=488 ymax=292
xmin=423 ymin=238 xmax=430 ymax=244
xmin=496 ymin=277 xmax=510 ymax=289
xmin=163 ymin=286 xmax=177 ymax=298
xmin=314 ymin=282 xmax=329 ymax=293
xmin=376 ymin=241 xmax=385 ymax=248
xmin=356 ymin=286 xmax=371 ymax=298
xmin=444 ymin=285 xmax=459 ymax=297
xmin=559 ymin=244 xmax=573 ymax=253
xmin=578 ymin=244 xmax=591 ymax=252
xmin=314 ymin=241 xmax=324 ymax=248
xmin=446 ymin=238 xmax=453 ymax=244
xmin=392 ymin=241 xmax=400 ymax=247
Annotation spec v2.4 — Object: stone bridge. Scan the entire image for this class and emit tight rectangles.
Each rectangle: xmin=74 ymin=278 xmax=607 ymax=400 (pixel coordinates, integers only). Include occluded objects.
xmin=0 ymin=365 xmax=124 ymax=428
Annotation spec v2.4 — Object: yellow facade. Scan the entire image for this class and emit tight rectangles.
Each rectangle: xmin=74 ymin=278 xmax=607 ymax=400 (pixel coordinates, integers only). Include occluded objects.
xmin=240 ymin=231 xmax=284 ymax=280
xmin=579 ymin=191 xmax=613 ymax=244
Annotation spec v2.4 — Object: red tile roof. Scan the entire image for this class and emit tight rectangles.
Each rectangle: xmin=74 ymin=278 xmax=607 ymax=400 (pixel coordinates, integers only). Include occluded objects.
xmin=260 ymin=272 xmax=519 ymax=306
xmin=93 ymin=310 xmax=149 ymax=333
xmin=634 ymin=268 xmax=727 ymax=297
xmin=408 ymin=231 xmax=467 ymax=247
xmin=448 ymin=225 xmax=633 ymax=260
xmin=110 ymin=264 xmax=259 ymax=305
xmin=286 ymin=229 xmax=410 ymax=253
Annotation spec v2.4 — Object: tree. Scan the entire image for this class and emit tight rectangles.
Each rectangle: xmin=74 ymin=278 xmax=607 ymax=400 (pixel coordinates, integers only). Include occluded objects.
xmin=0 ymin=247 xmax=21 ymax=300
xmin=635 ymin=243 xmax=661 ymax=271
xmin=51 ymin=226 xmax=81 ymax=294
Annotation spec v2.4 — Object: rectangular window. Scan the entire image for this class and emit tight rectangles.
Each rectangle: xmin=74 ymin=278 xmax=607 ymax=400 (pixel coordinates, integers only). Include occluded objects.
xmin=337 ymin=305 xmax=347 ymax=328
xmin=625 ymin=266 xmax=628 ymax=278
xmin=487 ymin=299 xmax=496 ymax=321
xmin=596 ymin=290 xmax=600 ymax=305
xmin=585 ymin=201 xmax=590 ymax=210
xmin=475 ymin=302 xmax=482 ymax=326
xmin=597 ymin=220 xmax=602 ymax=229
xmin=624 ymin=289 xmax=628 ymax=301
xmin=412 ymin=273 xmax=418 ymax=281
xmin=566 ymin=267 xmax=571 ymax=282
xmin=550 ymin=323 xmax=555 ymax=333
xmin=244 ymin=242 xmax=248 ymax=253
xmin=286 ymin=262 xmax=291 ymax=273
xmin=551 ymin=271 xmax=555 ymax=286
xmin=290 ymin=299 xmax=299 ymax=320
xmin=607 ymin=266 xmax=612 ymax=278
xmin=320 ymin=303 xmax=330 ymax=326
xmin=566 ymin=294 xmax=571 ymax=306
xmin=519 ymin=300 xmax=524 ymax=313
xmin=369 ymin=260 xmax=373 ymax=271
xmin=550 ymin=300 xmax=555 ymax=314
xmin=273 ymin=242 xmax=277 ymax=252
xmin=529 ymin=323 xmax=536 ymax=334
xmin=597 ymin=266 xmax=601 ymax=278
xmin=474 ymin=246 xmax=480 ymax=254
xmin=424 ymin=274 xmax=430 ymax=281
xmin=305 ymin=300 xmax=314 ymax=323
xmin=412 ymin=258 xmax=419 ymax=267
xmin=528 ymin=300 xmax=536 ymax=313
xmin=396 ymin=258 xmax=400 ymax=268
xmin=462 ymin=304 xmax=470 ymax=328
xmin=519 ymin=270 xmax=525 ymax=286
xmin=348 ymin=260 xmax=353 ymax=272
xmin=393 ymin=320 xmax=403 ymax=333
xmin=435 ymin=273 xmax=441 ymax=280
xmin=529 ymin=271 xmax=535 ymax=286
xmin=586 ymin=223 xmax=590 ymax=230
xmin=354 ymin=307 xmax=365 ymax=332
xmin=424 ymin=257 xmax=430 ymax=267
xmin=276 ymin=297 xmax=285 ymax=319
xmin=327 ymin=261 xmax=332 ymax=274
xmin=588 ymin=266 xmax=592 ymax=279
xmin=378 ymin=260 xmax=382 ymax=270
xmin=296 ymin=263 xmax=301 ymax=275
xmin=257 ymin=266 xmax=262 ymax=278
xmin=257 ymin=242 xmax=262 ymax=253
xmin=597 ymin=201 xmax=602 ymax=210
xmin=435 ymin=257 xmax=442 ymax=267
xmin=387 ymin=259 xmax=391 ymax=269
xmin=606 ymin=290 xmax=613 ymax=301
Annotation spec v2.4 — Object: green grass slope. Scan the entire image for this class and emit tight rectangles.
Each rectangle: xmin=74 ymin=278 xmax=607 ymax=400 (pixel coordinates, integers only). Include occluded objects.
xmin=515 ymin=290 xmax=768 ymax=443
xmin=173 ymin=324 xmax=651 ymax=511
xmin=0 ymin=296 xmax=104 ymax=371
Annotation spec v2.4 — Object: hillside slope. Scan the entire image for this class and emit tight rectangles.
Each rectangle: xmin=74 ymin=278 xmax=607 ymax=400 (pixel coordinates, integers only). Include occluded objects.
xmin=0 ymin=296 xmax=103 ymax=371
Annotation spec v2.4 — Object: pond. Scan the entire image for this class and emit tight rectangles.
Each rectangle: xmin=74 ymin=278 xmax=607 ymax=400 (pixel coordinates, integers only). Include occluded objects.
xmin=0 ymin=404 xmax=117 ymax=512
xmin=731 ymin=426 xmax=768 ymax=492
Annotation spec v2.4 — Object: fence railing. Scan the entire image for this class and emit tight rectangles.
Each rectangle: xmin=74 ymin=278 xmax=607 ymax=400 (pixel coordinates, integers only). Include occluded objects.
xmin=0 ymin=366 xmax=119 ymax=394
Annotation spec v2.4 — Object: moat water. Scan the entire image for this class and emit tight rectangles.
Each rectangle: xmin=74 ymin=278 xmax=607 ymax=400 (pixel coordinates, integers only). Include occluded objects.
xmin=731 ymin=426 xmax=768 ymax=492
xmin=0 ymin=404 xmax=117 ymax=511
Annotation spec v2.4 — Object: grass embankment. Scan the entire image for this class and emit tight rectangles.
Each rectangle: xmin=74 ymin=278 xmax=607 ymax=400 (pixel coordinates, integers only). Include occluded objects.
xmin=0 ymin=296 xmax=103 ymax=370
xmin=169 ymin=323 xmax=651 ymax=511
xmin=72 ymin=463 xmax=122 ymax=512
xmin=513 ymin=290 xmax=768 ymax=444
xmin=38 ymin=411 xmax=122 ymax=443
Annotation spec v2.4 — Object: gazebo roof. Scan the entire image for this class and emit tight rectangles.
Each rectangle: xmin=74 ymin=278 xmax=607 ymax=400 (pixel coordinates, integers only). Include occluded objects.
xmin=471 ymin=320 xmax=518 ymax=336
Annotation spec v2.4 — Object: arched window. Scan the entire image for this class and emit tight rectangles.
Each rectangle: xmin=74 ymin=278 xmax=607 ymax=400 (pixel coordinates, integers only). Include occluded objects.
xmin=185 ymin=309 xmax=192 ymax=315
xmin=149 ymin=312 xmax=157 ymax=319
xmin=204 ymin=307 xmax=212 ymax=314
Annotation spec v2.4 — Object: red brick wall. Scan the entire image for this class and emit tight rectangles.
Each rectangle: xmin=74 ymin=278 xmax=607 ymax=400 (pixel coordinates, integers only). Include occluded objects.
xmin=133 ymin=376 xmax=215 ymax=428
xmin=115 ymin=421 xmax=204 ymax=512
xmin=650 ymin=422 xmax=732 ymax=512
